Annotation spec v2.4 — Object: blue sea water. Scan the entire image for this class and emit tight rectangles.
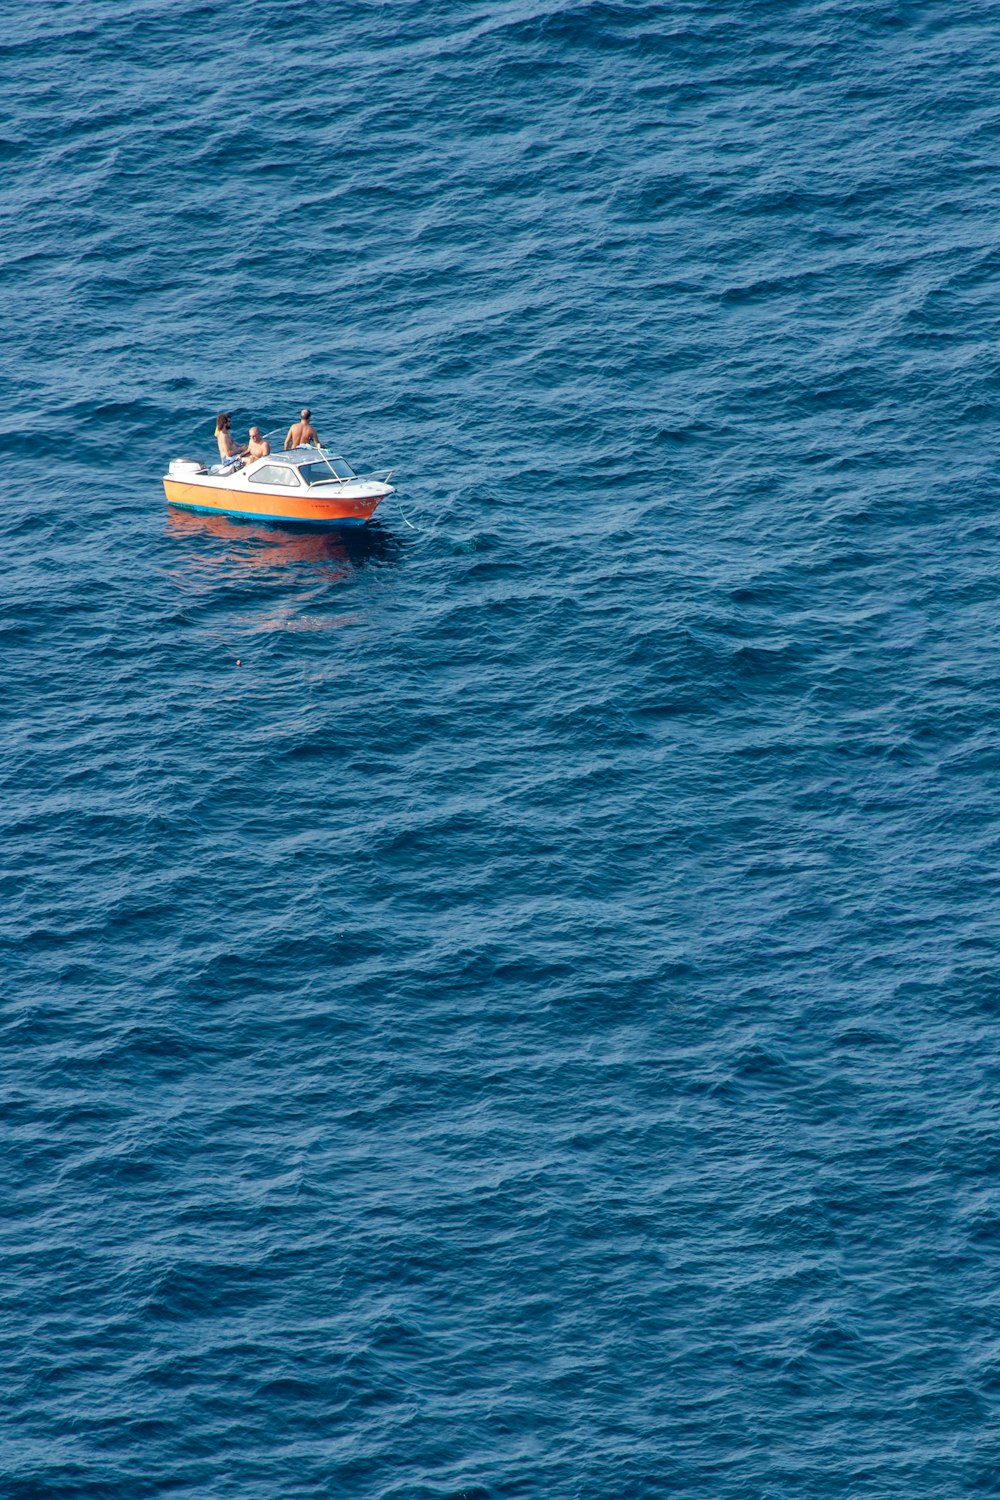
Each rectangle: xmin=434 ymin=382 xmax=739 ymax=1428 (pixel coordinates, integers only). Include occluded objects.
xmin=4 ymin=1 xmax=1000 ymax=1494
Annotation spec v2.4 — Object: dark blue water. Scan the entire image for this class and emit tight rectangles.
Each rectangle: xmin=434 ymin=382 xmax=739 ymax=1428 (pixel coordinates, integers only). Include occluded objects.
xmin=4 ymin=2 xmax=1000 ymax=1494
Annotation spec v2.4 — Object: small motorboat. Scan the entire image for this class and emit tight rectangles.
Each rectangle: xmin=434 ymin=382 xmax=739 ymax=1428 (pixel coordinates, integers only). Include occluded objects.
xmin=163 ymin=445 xmax=395 ymax=526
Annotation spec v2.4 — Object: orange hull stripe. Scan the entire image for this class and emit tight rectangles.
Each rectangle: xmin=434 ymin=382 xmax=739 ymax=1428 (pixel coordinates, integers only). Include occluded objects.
xmin=163 ymin=479 xmax=379 ymax=522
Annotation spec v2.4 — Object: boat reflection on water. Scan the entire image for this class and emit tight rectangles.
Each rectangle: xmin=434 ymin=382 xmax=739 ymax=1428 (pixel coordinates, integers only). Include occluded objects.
xmin=166 ymin=506 xmax=403 ymax=578
xmin=165 ymin=508 xmax=407 ymax=650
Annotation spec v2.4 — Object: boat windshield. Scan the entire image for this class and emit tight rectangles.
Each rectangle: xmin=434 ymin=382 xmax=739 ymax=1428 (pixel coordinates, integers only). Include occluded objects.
xmin=298 ymin=458 xmax=356 ymax=484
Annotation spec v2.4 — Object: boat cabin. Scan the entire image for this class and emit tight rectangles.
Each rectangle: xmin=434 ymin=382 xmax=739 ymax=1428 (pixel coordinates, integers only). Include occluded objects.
xmin=245 ymin=448 xmax=357 ymax=487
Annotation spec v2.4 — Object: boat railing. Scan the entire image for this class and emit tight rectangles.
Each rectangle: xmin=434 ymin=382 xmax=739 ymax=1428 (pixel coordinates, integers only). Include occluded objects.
xmin=230 ymin=437 xmax=393 ymax=485
xmin=308 ymin=464 xmax=394 ymax=486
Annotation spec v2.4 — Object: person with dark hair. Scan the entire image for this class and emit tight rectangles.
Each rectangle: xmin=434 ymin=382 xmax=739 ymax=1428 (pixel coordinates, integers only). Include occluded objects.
xmin=284 ymin=408 xmax=319 ymax=450
xmin=214 ymin=412 xmax=244 ymax=466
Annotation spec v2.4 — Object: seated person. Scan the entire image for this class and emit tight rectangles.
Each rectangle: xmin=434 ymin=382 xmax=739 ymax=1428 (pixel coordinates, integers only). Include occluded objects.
xmin=214 ymin=412 xmax=244 ymax=468
xmin=284 ymin=407 xmax=320 ymax=450
xmin=244 ymin=426 xmax=271 ymax=462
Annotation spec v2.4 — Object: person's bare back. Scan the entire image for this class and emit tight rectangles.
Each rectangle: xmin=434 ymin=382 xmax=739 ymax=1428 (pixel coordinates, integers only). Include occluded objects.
xmin=284 ymin=408 xmax=319 ymax=449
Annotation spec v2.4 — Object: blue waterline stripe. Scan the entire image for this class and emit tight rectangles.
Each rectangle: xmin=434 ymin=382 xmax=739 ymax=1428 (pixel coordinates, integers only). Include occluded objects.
xmin=167 ymin=500 xmax=369 ymax=527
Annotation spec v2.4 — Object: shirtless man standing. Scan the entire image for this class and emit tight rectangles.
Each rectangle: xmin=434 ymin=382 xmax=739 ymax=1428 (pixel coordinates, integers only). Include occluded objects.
xmin=284 ymin=408 xmax=320 ymax=450
xmin=245 ymin=426 xmax=271 ymax=461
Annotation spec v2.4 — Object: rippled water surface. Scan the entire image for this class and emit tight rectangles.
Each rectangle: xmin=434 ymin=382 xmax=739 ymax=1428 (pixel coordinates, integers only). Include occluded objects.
xmin=4 ymin=2 xmax=1000 ymax=1495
